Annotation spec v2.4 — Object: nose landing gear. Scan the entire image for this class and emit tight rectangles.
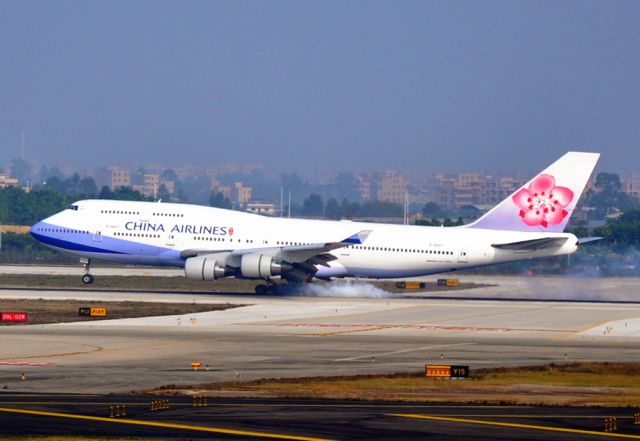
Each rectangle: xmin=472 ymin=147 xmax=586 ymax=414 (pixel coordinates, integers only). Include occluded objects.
xmin=80 ymin=258 xmax=94 ymax=284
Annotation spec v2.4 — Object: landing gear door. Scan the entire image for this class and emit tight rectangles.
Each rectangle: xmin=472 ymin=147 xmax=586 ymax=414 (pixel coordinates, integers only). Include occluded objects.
xmin=458 ymin=249 xmax=467 ymax=263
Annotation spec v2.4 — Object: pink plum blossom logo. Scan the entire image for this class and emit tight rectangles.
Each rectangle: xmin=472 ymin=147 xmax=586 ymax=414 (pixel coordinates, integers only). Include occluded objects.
xmin=512 ymin=174 xmax=574 ymax=228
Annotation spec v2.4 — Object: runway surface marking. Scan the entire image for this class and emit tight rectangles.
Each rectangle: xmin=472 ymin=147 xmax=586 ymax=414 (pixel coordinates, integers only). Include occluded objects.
xmin=275 ymin=323 xmax=510 ymax=332
xmin=568 ymin=316 xmax=640 ymax=338
xmin=334 ymin=342 xmax=474 ymax=362
xmin=0 ymin=361 xmax=54 ymax=366
xmin=0 ymin=344 xmax=103 ymax=360
xmin=312 ymin=325 xmax=396 ymax=336
xmin=390 ymin=413 xmax=640 ymax=439
xmin=0 ymin=406 xmax=334 ymax=441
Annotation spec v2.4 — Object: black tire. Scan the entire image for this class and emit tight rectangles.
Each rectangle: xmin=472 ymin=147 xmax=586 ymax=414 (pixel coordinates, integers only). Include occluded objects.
xmin=255 ymin=284 xmax=267 ymax=295
xmin=82 ymin=274 xmax=94 ymax=285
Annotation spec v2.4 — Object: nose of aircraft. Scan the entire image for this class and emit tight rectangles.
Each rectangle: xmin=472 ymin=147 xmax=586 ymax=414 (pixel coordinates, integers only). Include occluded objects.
xmin=30 ymin=221 xmax=43 ymax=239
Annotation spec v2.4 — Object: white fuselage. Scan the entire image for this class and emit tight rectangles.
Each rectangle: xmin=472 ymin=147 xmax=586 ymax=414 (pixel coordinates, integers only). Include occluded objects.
xmin=30 ymin=199 xmax=578 ymax=280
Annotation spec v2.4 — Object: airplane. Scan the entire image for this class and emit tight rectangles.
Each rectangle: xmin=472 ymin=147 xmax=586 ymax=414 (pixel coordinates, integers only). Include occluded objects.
xmin=30 ymin=151 xmax=599 ymax=294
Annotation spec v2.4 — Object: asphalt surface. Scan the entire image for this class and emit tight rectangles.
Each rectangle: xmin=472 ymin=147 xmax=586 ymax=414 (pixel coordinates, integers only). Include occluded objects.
xmin=2 ymin=274 xmax=640 ymax=394
xmin=1 ymin=393 xmax=639 ymax=440
xmin=2 ymin=270 xmax=640 ymax=439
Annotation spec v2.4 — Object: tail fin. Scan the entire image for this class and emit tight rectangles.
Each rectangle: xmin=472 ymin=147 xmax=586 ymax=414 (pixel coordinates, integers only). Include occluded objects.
xmin=467 ymin=151 xmax=600 ymax=232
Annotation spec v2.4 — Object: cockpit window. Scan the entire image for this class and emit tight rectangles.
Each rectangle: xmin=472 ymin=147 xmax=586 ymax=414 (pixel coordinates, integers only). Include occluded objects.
xmin=67 ymin=204 xmax=79 ymax=211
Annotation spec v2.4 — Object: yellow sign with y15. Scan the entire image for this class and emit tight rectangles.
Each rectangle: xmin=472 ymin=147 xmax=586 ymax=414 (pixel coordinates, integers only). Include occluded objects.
xmin=425 ymin=364 xmax=469 ymax=378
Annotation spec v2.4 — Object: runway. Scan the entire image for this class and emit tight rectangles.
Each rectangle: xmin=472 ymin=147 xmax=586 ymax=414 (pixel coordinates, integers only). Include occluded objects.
xmin=1 ymin=394 xmax=639 ymax=440
xmin=1 ymin=271 xmax=640 ymax=394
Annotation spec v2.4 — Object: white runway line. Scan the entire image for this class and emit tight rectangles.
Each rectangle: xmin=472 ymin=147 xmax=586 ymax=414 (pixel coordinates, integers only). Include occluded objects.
xmin=333 ymin=342 xmax=474 ymax=362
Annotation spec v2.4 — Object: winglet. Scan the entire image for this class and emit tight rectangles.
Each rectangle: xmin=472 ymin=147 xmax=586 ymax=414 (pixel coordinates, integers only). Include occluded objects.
xmin=341 ymin=230 xmax=372 ymax=245
xmin=578 ymin=237 xmax=603 ymax=245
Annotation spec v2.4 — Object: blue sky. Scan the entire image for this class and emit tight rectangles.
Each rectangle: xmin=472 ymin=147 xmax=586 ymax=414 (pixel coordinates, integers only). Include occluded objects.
xmin=1 ymin=1 xmax=639 ymax=174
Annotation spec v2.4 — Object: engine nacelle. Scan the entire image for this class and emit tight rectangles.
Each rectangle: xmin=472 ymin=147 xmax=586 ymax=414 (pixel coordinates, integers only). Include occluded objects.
xmin=240 ymin=254 xmax=292 ymax=279
xmin=184 ymin=256 xmax=232 ymax=281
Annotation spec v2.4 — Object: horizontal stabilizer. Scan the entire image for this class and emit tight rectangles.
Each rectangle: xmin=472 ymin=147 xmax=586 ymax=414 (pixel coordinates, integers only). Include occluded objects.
xmin=492 ymin=237 xmax=568 ymax=251
xmin=578 ymin=237 xmax=603 ymax=245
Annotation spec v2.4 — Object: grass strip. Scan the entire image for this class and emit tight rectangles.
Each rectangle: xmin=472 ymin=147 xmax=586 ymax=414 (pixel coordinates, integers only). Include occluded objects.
xmin=153 ymin=362 xmax=640 ymax=407
xmin=0 ymin=299 xmax=243 ymax=325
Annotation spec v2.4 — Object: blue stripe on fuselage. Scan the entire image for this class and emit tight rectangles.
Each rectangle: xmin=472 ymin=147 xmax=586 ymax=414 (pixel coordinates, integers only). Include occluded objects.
xmin=30 ymin=230 xmax=126 ymax=254
xmin=30 ymin=222 xmax=181 ymax=262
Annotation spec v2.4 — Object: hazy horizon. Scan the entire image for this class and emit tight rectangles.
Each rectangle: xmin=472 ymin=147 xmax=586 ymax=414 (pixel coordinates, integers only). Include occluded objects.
xmin=2 ymin=1 xmax=639 ymax=174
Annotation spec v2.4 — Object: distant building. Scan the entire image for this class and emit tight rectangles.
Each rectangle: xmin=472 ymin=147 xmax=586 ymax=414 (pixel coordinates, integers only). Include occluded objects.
xmin=143 ymin=174 xmax=160 ymax=198
xmin=0 ymin=173 xmax=18 ymax=189
xmin=210 ymin=179 xmax=231 ymax=199
xmin=433 ymin=173 xmax=523 ymax=210
xmin=108 ymin=166 xmax=131 ymax=189
xmin=622 ymin=174 xmax=640 ymax=199
xmin=434 ymin=174 xmax=457 ymax=210
xmin=210 ymin=180 xmax=252 ymax=206
xmin=356 ymin=174 xmax=372 ymax=201
xmin=161 ymin=179 xmax=175 ymax=195
xmin=377 ymin=171 xmax=407 ymax=204
xmin=246 ymin=202 xmax=276 ymax=216
xmin=232 ymin=182 xmax=252 ymax=205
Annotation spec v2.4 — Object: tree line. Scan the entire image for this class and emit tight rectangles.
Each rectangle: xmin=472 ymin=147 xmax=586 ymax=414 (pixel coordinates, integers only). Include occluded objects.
xmin=0 ymin=180 xmax=153 ymax=226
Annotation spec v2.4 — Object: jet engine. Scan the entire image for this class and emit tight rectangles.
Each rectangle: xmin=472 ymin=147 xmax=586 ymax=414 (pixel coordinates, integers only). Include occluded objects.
xmin=184 ymin=256 xmax=233 ymax=281
xmin=239 ymin=254 xmax=293 ymax=279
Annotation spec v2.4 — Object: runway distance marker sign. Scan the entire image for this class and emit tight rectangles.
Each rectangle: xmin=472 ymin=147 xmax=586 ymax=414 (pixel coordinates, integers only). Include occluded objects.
xmin=1 ymin=312 xmax=28 ymax=322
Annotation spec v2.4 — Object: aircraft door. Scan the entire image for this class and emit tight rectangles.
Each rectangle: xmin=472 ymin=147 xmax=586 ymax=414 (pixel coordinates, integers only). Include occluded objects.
xmin=93 ymin=230 xmax=103 ymax=242
xmin=458 ymin=249 xmax=467 ymax=263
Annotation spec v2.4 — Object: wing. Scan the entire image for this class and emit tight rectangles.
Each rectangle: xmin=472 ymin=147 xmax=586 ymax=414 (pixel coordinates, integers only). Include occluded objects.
xmin=491 ymin=237 xmax=568 ymax=251
xmin=182 ymin=230 xmax=371 ymax=283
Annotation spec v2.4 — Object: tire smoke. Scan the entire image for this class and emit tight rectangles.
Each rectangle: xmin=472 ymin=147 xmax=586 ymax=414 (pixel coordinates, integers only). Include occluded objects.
xmin=277 ymin=281 xmax=391 ymax=298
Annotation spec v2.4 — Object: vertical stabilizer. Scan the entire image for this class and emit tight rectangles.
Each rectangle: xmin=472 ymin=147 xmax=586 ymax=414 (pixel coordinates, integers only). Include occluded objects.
xmin=467 ymin=151 xmax=600 ymax=232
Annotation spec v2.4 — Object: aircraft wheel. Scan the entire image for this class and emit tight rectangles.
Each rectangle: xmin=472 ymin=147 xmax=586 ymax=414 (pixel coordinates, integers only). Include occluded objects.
xmin=255 ymin=284 xmax=267 ymax=295
xmin=82 ymin=274 xmax=95 ymax=285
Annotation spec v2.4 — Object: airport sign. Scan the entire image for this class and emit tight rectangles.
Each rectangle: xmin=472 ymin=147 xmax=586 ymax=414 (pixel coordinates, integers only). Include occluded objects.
xmin=1 ymin=312 xmax=28 ymax=322
xmin=425 ymin=364 xmax=469 ymax=378
xmin=78 ymin=307 xmax=107 ymax=317
xmin=90 ymin=308 xmax=107 ymax=317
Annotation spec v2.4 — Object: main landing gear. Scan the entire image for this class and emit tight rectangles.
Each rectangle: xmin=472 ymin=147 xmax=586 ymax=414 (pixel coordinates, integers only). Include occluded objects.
xmin=254 ymin=282 xmax=277 ymax=295
xmin=80 ymin=258 xmax=95 ymax=284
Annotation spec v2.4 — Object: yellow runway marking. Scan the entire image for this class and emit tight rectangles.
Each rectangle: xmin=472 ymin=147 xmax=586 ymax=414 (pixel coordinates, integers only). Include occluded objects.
xmin=334 ymin=342 xmax=473 ymax=362
xmin=553 ymin=317 xmax=618 ymax=341
xmin=312 ymin=325 xmax=396 ymax=336
xmin=390 ymin=414 xmax=640 ymax=439
xmin=0 ymin=407 xmax=334 ymax=441
xmin=404 ymin=414 xmax=633 ymax=420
